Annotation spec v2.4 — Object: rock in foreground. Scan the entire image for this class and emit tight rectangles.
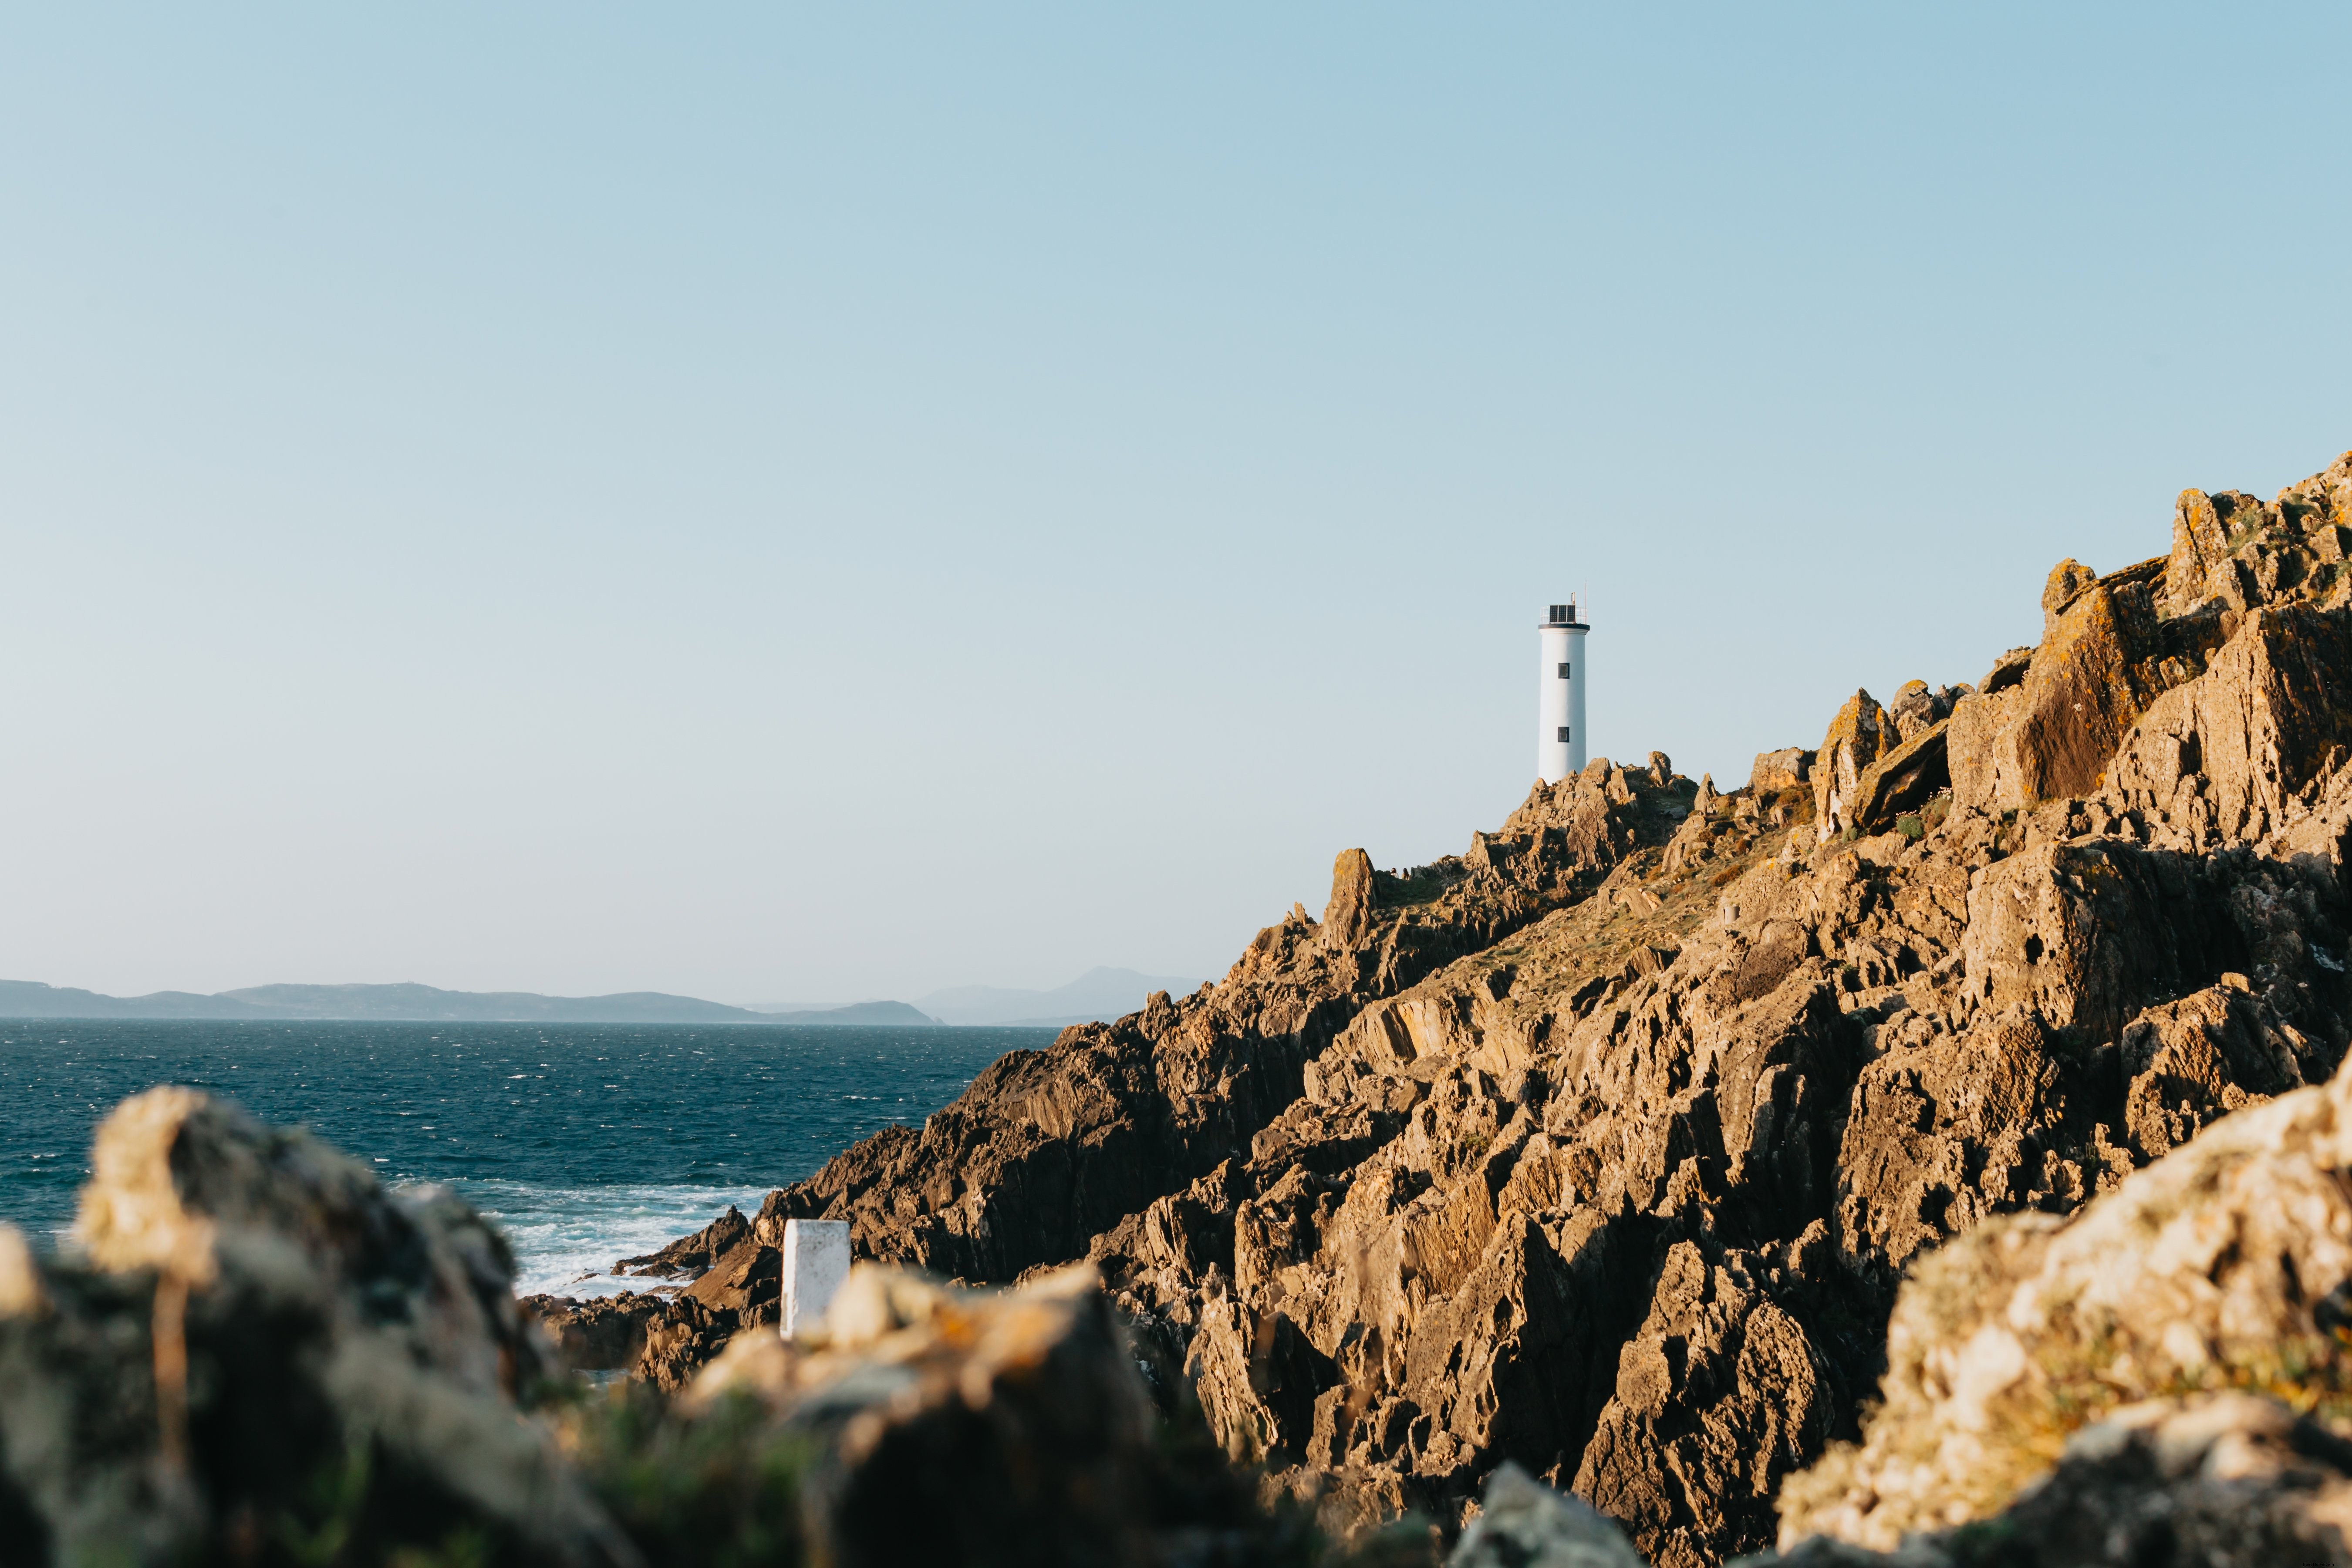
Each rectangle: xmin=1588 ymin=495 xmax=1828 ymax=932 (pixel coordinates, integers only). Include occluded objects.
xmin=0 ymin=1088 xmax=1323 ymax=1568
xmin=0 ymin=1086 xmax=633 ymax=1567
xmin=1759 ymin=1394 xmax=2352 ymax=1567
xmin=657 ymin=1261 xmax=1303 ymax=1567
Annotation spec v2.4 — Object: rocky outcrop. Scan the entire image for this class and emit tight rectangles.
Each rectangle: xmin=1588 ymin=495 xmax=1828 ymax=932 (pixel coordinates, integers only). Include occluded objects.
xmin=1573 ymin=1241 xmax=1837 ymax=1568
xmin=1812 ymin=692 xmax=1889 ymax=841
xmin=720 ymin=762 xmax=1684 ymax=1293
xmin=1750 ymin=750 xmax=1812 ymax=797
xmin=6 ymin=1092 xmax=1336 ymax=1567
xmin=616 ymin=447 xmax=2352 ymax=1564
xmin=1759 ymin=1394 xmax=2352 ymax=1566
xmin=525 ymin=1290 xmax=669 ymax=1371
xmin=613 ymin=1204 xmax=749 ymax=1278
xmin=1773 ymin=1042 xmax=2352 ymax=1552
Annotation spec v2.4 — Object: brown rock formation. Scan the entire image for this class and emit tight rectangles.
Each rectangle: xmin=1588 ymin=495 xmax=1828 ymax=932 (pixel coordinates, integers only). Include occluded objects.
xmin=622 ymin=445 xmax=2352 ymax=1565
xmin=1812 ymin=691 xmax=1889 ymax=840
xmin=1774 ymin=1034 xmax=2352 ymax=1555
xmin=734 ymin=761 xmax=1680 ymax=1289
xmin=1749 ymin=749 xmax=1812 ymax=796
xmin=524 ymin=1291 xmax=668 ymax=1371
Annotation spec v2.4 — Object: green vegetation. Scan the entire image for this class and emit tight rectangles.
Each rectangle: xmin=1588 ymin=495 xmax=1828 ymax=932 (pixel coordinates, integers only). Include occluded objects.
xmin=561 ymin=1386 xmax=813 ymax=1568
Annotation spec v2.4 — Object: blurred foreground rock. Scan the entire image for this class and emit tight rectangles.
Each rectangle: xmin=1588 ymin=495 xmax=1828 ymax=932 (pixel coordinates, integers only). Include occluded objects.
xmin=0 ymin=1086 xmax=636 ymax=1567
xmin=1758 ymin=1394 xmax=2352 ymax=1567
xmin=1773 ymin=1057 xmax=2352 ymax=1552
xmin=1448 ymin=1462 xmax=1645 ymax=1568
xmin=0 ymin=1089 xmax=1320 ymax=1567
xmin=654 ymin=1260 xmax=1304 ymax=1567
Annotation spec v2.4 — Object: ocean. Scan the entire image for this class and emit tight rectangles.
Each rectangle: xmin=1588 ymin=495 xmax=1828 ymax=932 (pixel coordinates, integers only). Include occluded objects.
xmin=0 ymin=1019 xmax=1049 ymax=1296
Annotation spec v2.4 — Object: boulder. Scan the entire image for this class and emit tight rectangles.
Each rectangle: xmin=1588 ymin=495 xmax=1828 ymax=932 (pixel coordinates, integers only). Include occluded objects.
xmin=1758 ymin=1394 xmax=2352 ymax=1567
xmin=0 ymin=1088 xmax=635 ymax=1568
xmin=1750 ymin=749 xmax=1812 ymax=797
xmin=1840 ymin=718 xmax=1948 ymax=836
xmin=677 ymin=1262 xmax=1290 ymax=1567
xmin=524 ymin=1291 xmax=668 ymax=1372
xmin=1776 ymin=1055 xmax=2352 ymax=1552
xmin=1812 ymin=692 xmax=1890 ymax=842
xmin=1449 ymin=1461 xmax=1646 ymax=1568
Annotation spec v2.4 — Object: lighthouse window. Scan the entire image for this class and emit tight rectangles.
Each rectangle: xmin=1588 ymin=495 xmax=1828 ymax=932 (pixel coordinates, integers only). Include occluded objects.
xmin=1556 ymin=726 xmax=1571 ymax=742
xmin=1557 ymin=662 xmax=1571 ymax=679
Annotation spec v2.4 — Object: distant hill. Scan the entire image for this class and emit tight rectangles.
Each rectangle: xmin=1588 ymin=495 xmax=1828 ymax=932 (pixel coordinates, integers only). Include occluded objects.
xmin=0 ymin=981 xmax=273 ymax=1020
xmin=213 ymin=983 xmax=768 ymax=1023
xmin=917 ymin=967 xmax=1206 ymax=1027
xmin=0 ymin=980 xmax=931 ymax=1025
xmin=740 ymin=1000 xmax=940 ymax=1026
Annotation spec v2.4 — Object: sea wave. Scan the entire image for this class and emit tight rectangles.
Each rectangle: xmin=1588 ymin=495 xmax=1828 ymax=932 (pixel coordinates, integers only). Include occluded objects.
xmin=410 ymin=1177 xmax=776 ymax=1298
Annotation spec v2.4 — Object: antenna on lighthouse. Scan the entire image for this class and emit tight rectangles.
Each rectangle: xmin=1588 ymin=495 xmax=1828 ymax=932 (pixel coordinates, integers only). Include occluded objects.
xmin=1536 ymin=597 xmax=1589 ymax=784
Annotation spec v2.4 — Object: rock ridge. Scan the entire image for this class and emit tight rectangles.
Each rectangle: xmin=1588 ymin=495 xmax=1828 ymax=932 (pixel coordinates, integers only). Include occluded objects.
xmin=593 ymin=446 xmax=2352 ymax=1566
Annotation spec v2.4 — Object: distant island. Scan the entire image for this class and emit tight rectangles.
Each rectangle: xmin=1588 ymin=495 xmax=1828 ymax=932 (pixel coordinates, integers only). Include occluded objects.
xmin=0 ymin=980 xmax=939 ymax=1026
xmin=0 ymin=965 xmax=1210 ymax=1027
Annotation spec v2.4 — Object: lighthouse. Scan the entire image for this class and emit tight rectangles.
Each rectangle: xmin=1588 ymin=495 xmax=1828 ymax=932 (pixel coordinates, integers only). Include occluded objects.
xmin=1537 ymin=599 xmax=1587 ymax=784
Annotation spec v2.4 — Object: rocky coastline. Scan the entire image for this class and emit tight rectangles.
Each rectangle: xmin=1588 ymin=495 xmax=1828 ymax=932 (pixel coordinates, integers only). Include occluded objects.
xmin=12 ymin=446 xmax=2352 ymax=1565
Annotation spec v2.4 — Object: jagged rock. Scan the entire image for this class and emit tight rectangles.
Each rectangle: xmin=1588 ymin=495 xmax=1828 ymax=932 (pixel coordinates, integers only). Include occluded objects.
xmin=1978 ymin=645 xmax=2032 ymax=694
xmin=683 ymin=1233 xmax=780 ymax=1326
xmin=2119 ymin=977 xmax=2304 ymax=1158
xmin=1750 ymin=749 xmax=1812 ymax=796
xmin=1450 ymin=1462 xmax=1646 ymax=1568
xmin=2102 ymin=603 xmax=2352 ymax=849
xmin=1841 ymin=718 xmax=1947 ymax=836
xmin=1330 ymin=848 xmax=1383 ymax=948
xmin=2042 ymin=558 xmax=2100 ymax=637
xmin=0 ymin=1088 xmax=635 ymax=1568
xmin=635 ymin=1295 xmax=738 ymax=1394
xmin=1813 ymin=692 xmax=1890 ymax=842
xmin=1757 ymin=1394 xmax=2352 ymax=1566
xmin=1951 ymin=573 xmax=2164 ymax=812
xmin=524 ymin=1291 xmax=668 ymax=1371
xmin=1883 ymin=681 xmax=1964 ymax=748
xmin=1574 ymin=1241 xmax=1837 ymax=1568
xmin=1776 ymin=1051 xmax=2352 ymax=1553
xmin=742 ymin=763 xmax=1670 ymax=1294
xmin=1958 ymin=836 xmax=2242 ymax=1049
xmin=1832 ymin=1006 xmax=2088 ymax=1286
xmin=613 ymin=1204 xmax=748 ymax=1278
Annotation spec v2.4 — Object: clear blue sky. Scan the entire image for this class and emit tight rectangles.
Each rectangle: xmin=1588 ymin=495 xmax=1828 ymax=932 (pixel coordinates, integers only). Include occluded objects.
xmin=3 ymin=6 xmax=2347 ymax=1003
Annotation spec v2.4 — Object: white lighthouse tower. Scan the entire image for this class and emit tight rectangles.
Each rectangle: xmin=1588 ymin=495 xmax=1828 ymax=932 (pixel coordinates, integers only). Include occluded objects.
xmin=1536 ymin=598 xmax=1588 ymax=784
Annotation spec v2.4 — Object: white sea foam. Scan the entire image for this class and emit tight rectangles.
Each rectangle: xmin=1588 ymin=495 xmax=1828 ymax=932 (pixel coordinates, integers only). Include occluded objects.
xmin=406 ymin=1177 xmax=775 ymax=1298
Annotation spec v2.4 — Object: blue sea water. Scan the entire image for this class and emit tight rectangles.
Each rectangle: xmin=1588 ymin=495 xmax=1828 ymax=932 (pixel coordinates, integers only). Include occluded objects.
xmin=0 ymin=1020 xmax=1047 ymax=1295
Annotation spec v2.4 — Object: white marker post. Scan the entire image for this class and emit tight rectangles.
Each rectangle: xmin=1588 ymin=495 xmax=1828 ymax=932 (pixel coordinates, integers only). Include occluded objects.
xmin=781 ymin=1218 xmax=851 ymax=1337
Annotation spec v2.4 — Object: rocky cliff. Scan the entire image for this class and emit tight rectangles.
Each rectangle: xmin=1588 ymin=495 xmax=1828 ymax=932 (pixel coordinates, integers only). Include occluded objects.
xmin=593 ymin=447 xmax=2352 ymax=1565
